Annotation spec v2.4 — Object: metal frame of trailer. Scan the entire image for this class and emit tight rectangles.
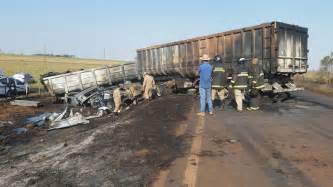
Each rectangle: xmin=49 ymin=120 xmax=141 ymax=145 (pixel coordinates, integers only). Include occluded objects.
xmin=136 ymin=21 xmax=308 ymax=79
xmin=42 ymin=63 xmax=138 ymax=96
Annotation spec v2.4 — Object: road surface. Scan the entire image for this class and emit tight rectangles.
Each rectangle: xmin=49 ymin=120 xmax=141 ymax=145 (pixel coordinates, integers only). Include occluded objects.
xmin=153 ymin=91 xmax=333 ymax=187
xmin=1 ymin=91 xmax=332 ymax=186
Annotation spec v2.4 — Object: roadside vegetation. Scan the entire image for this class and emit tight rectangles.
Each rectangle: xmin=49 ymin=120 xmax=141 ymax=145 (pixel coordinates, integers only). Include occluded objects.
xmin=0 ymin=54 xmax=126 ymax=91
xmin=295 ymin=52 xmax=333 ymax=97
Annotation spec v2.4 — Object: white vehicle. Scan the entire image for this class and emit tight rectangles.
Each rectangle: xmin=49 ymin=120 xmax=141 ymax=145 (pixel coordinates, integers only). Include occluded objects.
xmin=13 ymin=73 xmax=33 ymax=83
xmin=0 ymin=77 xmax=29 ymax=97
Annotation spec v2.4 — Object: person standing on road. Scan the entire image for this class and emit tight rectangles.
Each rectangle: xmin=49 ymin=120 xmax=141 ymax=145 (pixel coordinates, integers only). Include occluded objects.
xmin=197 ymin=54 xmax=213 ymax=116
xmin=211 ymin=55 xmax=228 ymax=110
xmin=231 ymin=58 xmax=249 ymax=112
xmin=142 ymin=72 xmax=156 ymax=101
xmin=247 ymin=58 xmax=265 ymax=111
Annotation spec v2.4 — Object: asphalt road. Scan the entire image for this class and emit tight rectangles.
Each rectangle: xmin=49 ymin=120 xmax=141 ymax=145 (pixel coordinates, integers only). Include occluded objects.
xmin=1 ymin=91 xmax=332 ymax=186
xmin=153 ymin=91 xmax=333 ymax=187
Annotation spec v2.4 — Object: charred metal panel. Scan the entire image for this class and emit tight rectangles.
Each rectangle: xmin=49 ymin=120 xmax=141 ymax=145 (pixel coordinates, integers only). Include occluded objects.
xmin=137 ymin=21 xmax=308 ymax=78
xmin=243 ymin=31 xmax=252 ymax=58
xmin=277 ymin=24 xmax=308 ymax=73
xmin=43 ymin=63 xmax=138 ymax=96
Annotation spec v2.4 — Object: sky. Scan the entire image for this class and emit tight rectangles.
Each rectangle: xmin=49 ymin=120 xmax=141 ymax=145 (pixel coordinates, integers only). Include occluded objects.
xmin=0 ymin=0 xmax=332 ymax=69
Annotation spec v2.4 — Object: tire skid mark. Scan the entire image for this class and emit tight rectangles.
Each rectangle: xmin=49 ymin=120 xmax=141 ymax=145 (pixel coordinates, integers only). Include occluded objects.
xmin=240 ymin=124 xmax=320 ymax=187
xmin=295 ymin=97 xmax=333 ymax=110
xmin=225 ymin=123 xmax=290 ymax=187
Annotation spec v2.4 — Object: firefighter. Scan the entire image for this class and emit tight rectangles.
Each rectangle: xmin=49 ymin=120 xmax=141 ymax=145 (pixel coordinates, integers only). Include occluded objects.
xmin=211 ymin=55 xmax=228 ymax=110
xmin=142 ymin=72 xmax=156 ymax=101
xmin=113 ymin=86 xmax=122 ymax=114
xmin=231 ymin=58 xmax=249 ymax=112
xmin=247 ymin=58 xmax=265 ymax=111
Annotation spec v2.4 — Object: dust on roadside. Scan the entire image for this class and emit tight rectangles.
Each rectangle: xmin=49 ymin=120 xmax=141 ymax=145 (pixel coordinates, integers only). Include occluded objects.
xmin=0 ymin=95 xmax=193 ymax=186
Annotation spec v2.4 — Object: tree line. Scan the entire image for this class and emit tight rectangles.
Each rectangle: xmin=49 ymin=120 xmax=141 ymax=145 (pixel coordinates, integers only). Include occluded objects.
xmin=320 ymin=52 xmax=333 ymax=85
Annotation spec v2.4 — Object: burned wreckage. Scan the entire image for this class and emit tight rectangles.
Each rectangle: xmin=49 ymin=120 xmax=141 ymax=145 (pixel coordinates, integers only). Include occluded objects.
xmin=40 ymin=21 xmax=309 ymax=128
xmin=42 ymin=63 xmax=143 ymax=106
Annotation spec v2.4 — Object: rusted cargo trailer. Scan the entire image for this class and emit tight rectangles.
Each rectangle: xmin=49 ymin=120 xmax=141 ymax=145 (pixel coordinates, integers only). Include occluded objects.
xmin=136 ymin=21 xmax=308 ymax=93
xmin=42 ymin=63 xmax=138 ymax=96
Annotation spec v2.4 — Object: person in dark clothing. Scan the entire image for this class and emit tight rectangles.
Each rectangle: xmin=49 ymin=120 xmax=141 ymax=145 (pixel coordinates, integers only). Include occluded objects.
xmin=247 ymin=58 xmax=265 ymax=111
xmin=211 ymin=55 xmax=228 ymax=110
xmin=231 ymin=58 xmax=249 ymax=112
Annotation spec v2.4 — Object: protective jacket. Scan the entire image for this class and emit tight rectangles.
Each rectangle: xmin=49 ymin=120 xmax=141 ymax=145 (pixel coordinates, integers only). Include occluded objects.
xmin=211 ymin=62 xmax=228 ymax=88
xmin=248 ymin=63 xmax=265 ymax=90
xmin=231 ymin=63 xmax=249 ymax=89
xmin=142 ymin=74 xmax=155 ymax=99
xmin=113 ymin=88 xmax=122 ymax=113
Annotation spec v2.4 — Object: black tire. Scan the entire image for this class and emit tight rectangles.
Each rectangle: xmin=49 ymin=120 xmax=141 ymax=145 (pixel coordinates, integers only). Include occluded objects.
xmin=6 ymin=89 xmax=17 ymax=100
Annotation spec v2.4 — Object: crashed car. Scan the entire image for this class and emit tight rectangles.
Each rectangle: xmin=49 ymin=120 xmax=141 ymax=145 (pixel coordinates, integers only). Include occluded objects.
xmin=0 ymin=77 xmax=29 ymax=97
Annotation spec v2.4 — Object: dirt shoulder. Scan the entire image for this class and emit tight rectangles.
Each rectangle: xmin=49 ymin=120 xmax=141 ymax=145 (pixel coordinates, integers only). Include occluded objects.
xmin=0 ymin=95 xmax=194 ymax=186
xmin=296 ymin=81 xmax=333 ymax=98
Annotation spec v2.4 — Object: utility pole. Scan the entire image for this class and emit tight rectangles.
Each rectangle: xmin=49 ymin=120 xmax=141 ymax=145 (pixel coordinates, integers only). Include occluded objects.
xmin=39 ymin=44 xmax=47 ymax=95
xmin=44 ymin=44 xmax=47 ymax=72
xmin=103 ymin=48 xmax=106 ymax=59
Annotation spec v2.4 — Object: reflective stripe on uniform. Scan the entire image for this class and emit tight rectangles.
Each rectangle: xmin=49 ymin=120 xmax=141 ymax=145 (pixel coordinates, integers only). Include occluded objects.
xmin=259 ymin=73 xmax=264 ymax=76
xmin=230 ymin=80 xmax=235 ymax=83
xmin=234 ymin=85 xmax=247 ymax=88
xmin=214 ymin=67 xmax=225 ymax=72
xmin=237 ymin=74 xmax=248 ymax=77
xmin=212 ymin=85 xmax=225 ymax=88
xmin=237 ymin=72 xmax=248 ymax=77
xmin=248 ymin=76 xmax=253 ymax=78
xmin=227 ymin=76 xmax=233 ymax=80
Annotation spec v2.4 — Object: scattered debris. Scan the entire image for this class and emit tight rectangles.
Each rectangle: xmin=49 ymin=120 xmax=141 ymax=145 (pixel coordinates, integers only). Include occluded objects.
xmin=25 ymin=113 xmax=53 ymax=126
xmin=228 ymin=139 xmax=238 ymax=144
xmin=272 ymin=151 xmax=282 ymax=159
xmin=211 ymin=136 xmax=239 ymax=145
xmin=10 ymin=100 xmax=42 ymax=107
xmin=0 ymin=135 xmax=6 ymax=141
xmin=86 ymin=107 xmax=110 ymax=120
xmin=0 ymin=121 xmax=13 ymax=128
xmin=274 ymin=168 xmax=286 ymax=175
xmin=195 ymin=150 xmax=216 ymax=157
xmin=13 ymin=127 xmax=28 ymax=134
xmin=48 ymin=112 xmax=89 ymax=131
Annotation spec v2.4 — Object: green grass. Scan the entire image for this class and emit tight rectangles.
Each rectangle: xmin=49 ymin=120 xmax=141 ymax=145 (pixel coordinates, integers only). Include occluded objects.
xmin=0 ymin=54 xmax=126 ymax=91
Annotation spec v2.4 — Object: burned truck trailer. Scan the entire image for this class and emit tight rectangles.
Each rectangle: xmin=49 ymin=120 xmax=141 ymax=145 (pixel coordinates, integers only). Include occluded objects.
xmin=42 ymin=63 xmax=138 ymax=96
xmin=136 ymin=21 xmax=308 ymax=93
xmin=43 ymin=21 xmax=308 ymax=98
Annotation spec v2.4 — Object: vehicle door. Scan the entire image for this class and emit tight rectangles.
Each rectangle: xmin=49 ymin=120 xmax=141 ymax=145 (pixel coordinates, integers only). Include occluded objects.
xmin=0 ymin=78 xmax=8 ymax=95
xmin=15 ymin=79 xmax=26 ymax=93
